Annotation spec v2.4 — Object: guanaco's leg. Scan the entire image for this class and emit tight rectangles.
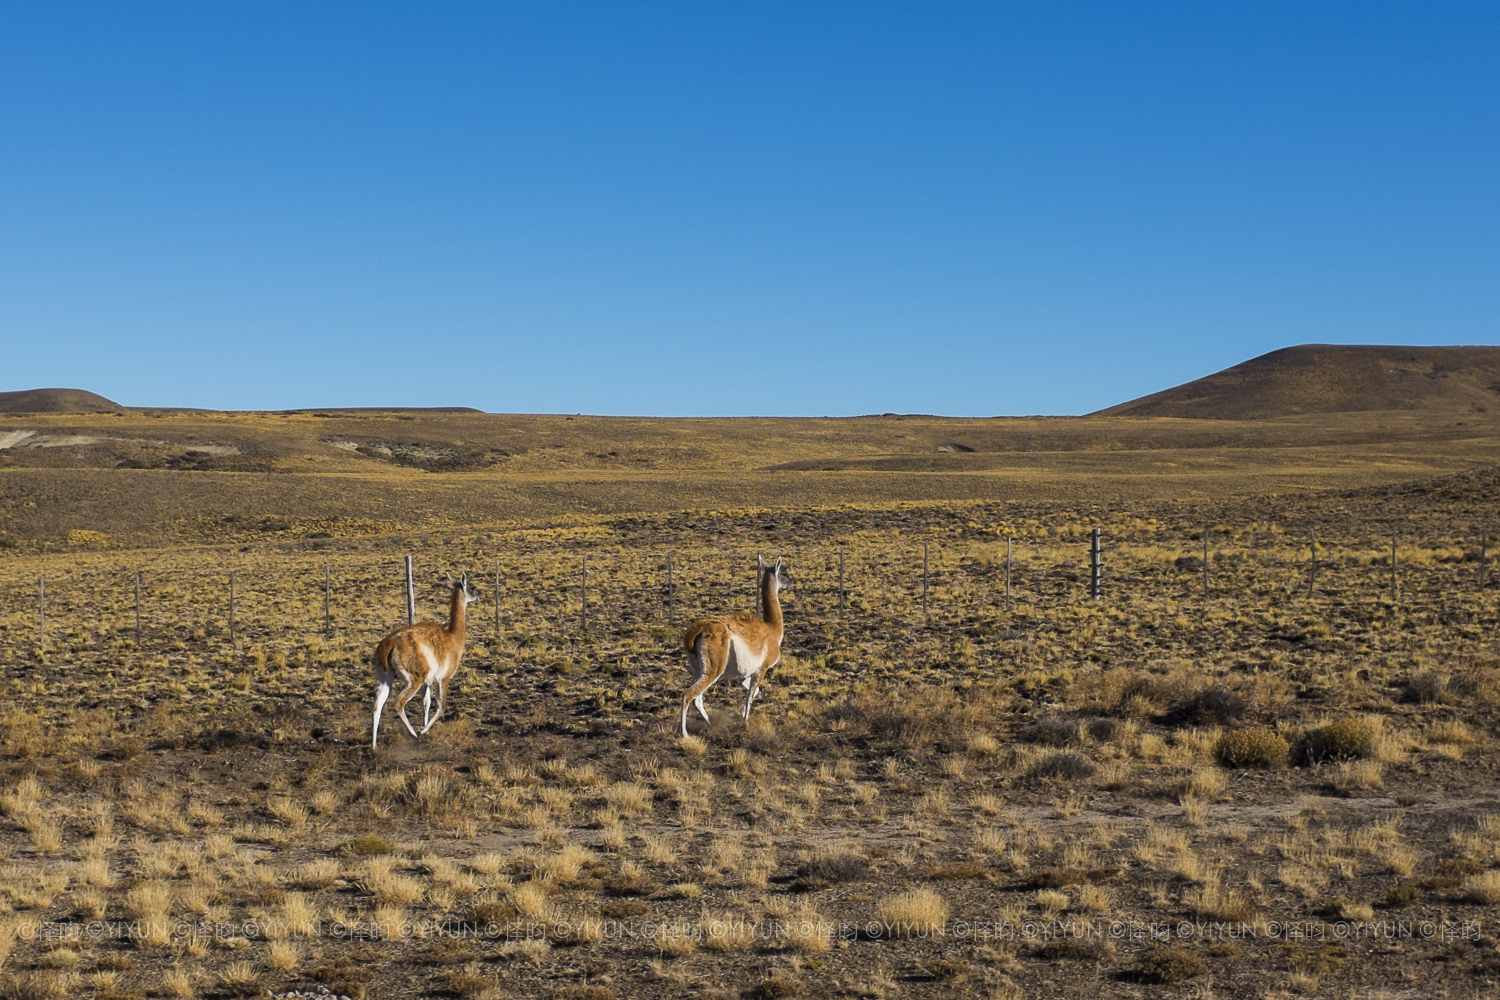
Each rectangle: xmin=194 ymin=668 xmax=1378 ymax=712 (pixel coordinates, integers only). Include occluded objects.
xmin=421 ymin=678 xmax=447 ymax=735
xmin=681 ymin=634 xmax=727 ymax=737
xmin=744 ymin=657 xmax=777 ymax=720
xmin=394 ymin=674 xmax=425 ymax=739
xmin=372 ymin=680 xmax=392 ymax=749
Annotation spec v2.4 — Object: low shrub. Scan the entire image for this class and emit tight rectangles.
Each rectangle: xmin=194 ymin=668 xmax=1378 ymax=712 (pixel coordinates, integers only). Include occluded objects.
xmin=1137 ymin=943 xmax=1205 ymax=984
xmin=1164 ymin=687 xmax=1248 ymax=726
xmin=1027 ymin=752 xmax=1096 ymax=781
xmin=1305 ymin=718 xmax=1378 ymax=763
xmin=1214 ymin=727 xmax=1289 ymax=769
xmin=344 ymin=834 xmax=395 ymax=856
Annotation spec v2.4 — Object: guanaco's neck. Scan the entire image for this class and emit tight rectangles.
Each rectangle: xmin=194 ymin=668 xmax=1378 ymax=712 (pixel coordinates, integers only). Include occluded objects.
xmin=447 ymin=586 xmax=468 ymax=638
xmin=760 ymin=570 xmax=783 ymax=629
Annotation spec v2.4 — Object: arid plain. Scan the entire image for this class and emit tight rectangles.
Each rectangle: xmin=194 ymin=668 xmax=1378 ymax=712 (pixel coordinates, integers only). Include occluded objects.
xmin=1 ymin=347 xmax=1499 ymax=999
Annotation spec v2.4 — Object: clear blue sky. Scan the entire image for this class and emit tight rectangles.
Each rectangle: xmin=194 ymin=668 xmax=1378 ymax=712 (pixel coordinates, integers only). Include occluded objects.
xmin=3 ymin=2 xmax=1497 ymax=415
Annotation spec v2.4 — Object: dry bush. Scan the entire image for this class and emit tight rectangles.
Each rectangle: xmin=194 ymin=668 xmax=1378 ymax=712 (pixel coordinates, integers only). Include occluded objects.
xmin=495 ymin=938 xmax=551 ymax=963
xmin=874 ymin=889 xmax=948 ymax=937
xmin=1332 ymin=760 xmax=1383 ymax=792
xmin=967 ymin=732 xmax=1000 ymax=756
xmin=439 ymin=963 xmax=493 ymax=998
xmin=1424 ymin=720 xmax=1478 ymax=746
xmin=1074 ymin=884 xmax=1111 ymax=914
xmin=1027 ymin=717 xmax=1081 ymax=746
xmin=604 ymin=859 xmax=659 ymax=898
xmin=781 ymin=907 xmax=834 ymax=953
xmin=267 ymin=939 xmax=301 ymax=971
xmin=1215 ymin=727 xmax=1289 ymax=769
xmin=1085 ymin=717 xmax=1138 ymax=744
xmin=1174 ymin=768 xmax=1228 ymax=800
xmin=1463 ymin=870 xmax=1500 ymax=904
xmin=1186 ymin=882 xmax=1255 ymax=921
xmin=344 ymin=834 xmax=396 ymax=855
xmin=701 ymin=911 xmax=755 ymax=952
xmin=1404 ymin=670 xmax=1451 ymax=704
xmin=1137 ymin=943 xmax=1205 ymax=984
xmin=1304 ymin=717 xmax=1379 ymax=763
xmin=267 ymin=796 xmax=310 ymax=826
xmin=1163 ymin=686 xmax=1248 ymax=726
xmin=1102 ymin=667 xmax=1201 ymax=718
xmin=361 ymin=863 xmax=424 ymax=906
xmin=538 ymin=844 xmax=595 ymax=883
xmin=512 ymin=883 xmax=554 ymax=919
xmin=605 ymin=781 xmax=654 ymax=816
xmin=161 ymin=967 xmax=195 ymax=998
xmin=0 ymin=710 xmax=49 ymax=759
xmin=1034 ymin=889 xmax=1068 ymax=916
xmin=217 ymin=961 xmax=264 ymax=997
xmin=293 ymin=858 xmax=341 ymax=890
xmin=823 ymin=683 xmax=1009 ymax=749
xmin=1027 ymin=752 xmax=1095 ymax=781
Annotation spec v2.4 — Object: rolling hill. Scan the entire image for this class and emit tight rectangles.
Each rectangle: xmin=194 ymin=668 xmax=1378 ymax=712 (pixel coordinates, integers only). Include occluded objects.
xmin=1092 ymin=344 xmax=1500 ymax=419
xmin=0 ymin=388 xmax=123 ymax=413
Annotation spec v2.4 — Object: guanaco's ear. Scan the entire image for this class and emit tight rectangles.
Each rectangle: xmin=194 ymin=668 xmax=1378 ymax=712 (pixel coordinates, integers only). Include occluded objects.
xmin=757 ymin=552 xmax=766 ymax=569
xmin=774 ymin=556 xmax=783 ymax=571
xmin=446 ymin=572 xmax=455 ymax=585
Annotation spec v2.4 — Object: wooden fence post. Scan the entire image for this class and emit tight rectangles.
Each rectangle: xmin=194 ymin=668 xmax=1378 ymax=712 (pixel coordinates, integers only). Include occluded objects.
xmin=756 ymin=554 xmax=763 ymax=619
xmin=1390 ymin=527 xmax=1398 ymax=603
xmin=667 ymin=552 xmax=675 ymax=624
xmin=405 ymin=555 xmax=415 ymax=626
xmin=38 ymin=575 xmax=45 ymax=643
xmin=229 ymin=571 xmax=236 ymax=644
xmin=1005 ymin=537 xmax=1012 ymax=611
xmin=494 ymin=558 xmax=501 ymax=642
xmin=1481 ymin=527 xmax=1489 ymax=592
xmin=581 ymin=556 xmax=588 ymax=639
xmin=324 ymin=564 xmax=331 ymax=636
xmin=1202 ymin=529 xmax=1209 ymax=601
xmin=838 ymin=546 xmax=845 ymax=617
xmin=134 ymin=571 xmax=142 ymax=646
xmin=1308 ymin=529 xmax=1317 ymax=598
xmin=1091 ymin=528 xmax=1103 ymax=600
xmin=922 ymin=542 xmax=930 ymax=621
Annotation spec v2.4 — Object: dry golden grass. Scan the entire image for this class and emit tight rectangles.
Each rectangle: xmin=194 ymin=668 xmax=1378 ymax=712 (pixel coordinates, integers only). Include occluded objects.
xmin=875 ymin=889 xmax=948 ymax=937
xmin=0 ymin=424 xmax=1496 ymax=998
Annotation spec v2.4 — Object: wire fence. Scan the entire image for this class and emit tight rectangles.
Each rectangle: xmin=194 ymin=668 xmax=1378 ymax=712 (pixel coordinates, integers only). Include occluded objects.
xmin=1 ymin=525 xmax=1493 ymax=662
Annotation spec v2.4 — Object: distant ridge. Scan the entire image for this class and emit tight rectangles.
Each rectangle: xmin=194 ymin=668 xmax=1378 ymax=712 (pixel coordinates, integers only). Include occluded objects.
xmin=1093 ymin=344 xmax=1500 ymax=419
xmin=270 ymin=406 xmax=484 ymax=414
xmin=0 ymin=388 xmax=123 ymax=413
xmin=0 ymin=389 xmax=486 ymax=415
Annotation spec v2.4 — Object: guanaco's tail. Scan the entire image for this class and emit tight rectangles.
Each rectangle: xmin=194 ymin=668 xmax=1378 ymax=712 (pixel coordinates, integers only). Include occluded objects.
xmin=373 ymin=637 xmax=401 ymax=679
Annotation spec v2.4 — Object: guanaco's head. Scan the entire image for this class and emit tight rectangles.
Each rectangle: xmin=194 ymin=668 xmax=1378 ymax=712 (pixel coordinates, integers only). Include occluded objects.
xmin=447 ymin=572 xmax=481 ymax=607
xmin=758 ymin=553 xmax=793 ymax=593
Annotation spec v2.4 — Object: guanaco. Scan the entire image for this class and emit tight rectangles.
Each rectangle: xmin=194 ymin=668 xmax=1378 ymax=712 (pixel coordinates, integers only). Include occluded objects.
xmin=371 ymin=572 xmax=479 ymax=748
xmin=680 ymin=554 xmax=791 ymax=737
